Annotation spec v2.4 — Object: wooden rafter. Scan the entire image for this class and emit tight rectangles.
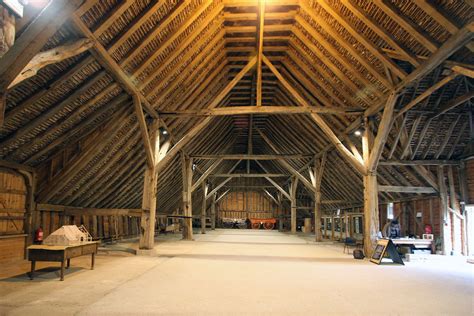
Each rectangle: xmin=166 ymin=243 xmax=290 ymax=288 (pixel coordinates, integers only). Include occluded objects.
xmin=310 ymin=0 xmax=407 ymax=79
xmin=340 ymin=0 xmax=420 ymax=67
xmin=365 ymin=21 xmax=474 ymax=117
xmin=396 ymin=73 xmax=459 ymax=118
xmin=262 ymin=55 xmax=367 ymax=175
xmin=72 ymin=14 xmax=161 ymax=120
xmin=373 ymin=0 xmax=439 ymax=53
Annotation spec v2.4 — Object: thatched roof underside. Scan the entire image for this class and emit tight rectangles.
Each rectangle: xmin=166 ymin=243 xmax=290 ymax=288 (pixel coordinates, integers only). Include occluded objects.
xmin=1 ymin=0 xmax=473 ymax=214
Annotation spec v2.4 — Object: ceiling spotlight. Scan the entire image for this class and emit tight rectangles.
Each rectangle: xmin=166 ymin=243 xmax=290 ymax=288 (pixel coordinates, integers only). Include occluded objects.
xmin=354 ymin=130 xmax=362 ymax=136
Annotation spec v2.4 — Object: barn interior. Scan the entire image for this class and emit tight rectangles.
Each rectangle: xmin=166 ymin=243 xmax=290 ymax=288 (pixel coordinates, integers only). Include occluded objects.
xmin=0 ymin=0 xmax=473 ymax=314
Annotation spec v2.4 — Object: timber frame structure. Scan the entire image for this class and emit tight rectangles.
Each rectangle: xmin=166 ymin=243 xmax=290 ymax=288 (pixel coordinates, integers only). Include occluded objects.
xmin=0 ymin=0 xmax=472 ymax=256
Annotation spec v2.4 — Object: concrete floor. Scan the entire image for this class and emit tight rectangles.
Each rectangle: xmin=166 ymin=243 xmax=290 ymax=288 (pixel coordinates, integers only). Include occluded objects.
xmin=0 ymin=229 xmax=473 ymax=315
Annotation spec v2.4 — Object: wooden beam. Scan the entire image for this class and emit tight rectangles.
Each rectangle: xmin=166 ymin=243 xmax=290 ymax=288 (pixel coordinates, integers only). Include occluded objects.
xmin=374 ymin=0 xmax=439 ymax=53
xmin=262 ymin=55 xmax=367 ymax=175
xmin=201 ymin=182 xmax=207 ymax=234
xmin=367 ymin=93 xmax=398 ymax=171
xmin=208 ymin=56 xmax=257 ymax=110
xmin=156 ymin=57 xmax=257 ymax=173
xmin=290 ymin=176 xmax=298 ymax=234
xmin=133 ymin=94 xmax=155 ymax=169
xmin=431 ymin=91 xmax=474 ymax=119
xmin=215 ymin=190 xmax=230 ymax=203
xmin=0 ymin=159 xmax=35 ymax=173
xmin=378 ymin=185 xmax=437 ymax=194
xmin=380 ymin=160 xmax=460 ymax=166
xmin=8 ymin=38 xmax=94 ymax=89
xmin=0 ymin=0 xmax=82 ymax=91
xmin=159 ymin=105 xmax=362 ymax=117
xmin=71 ymin=14 xmax=160 ymax=120
xmin=156 ymin=117 xmax=213 ymax=174
xmin=191 ymin=154 xmax=312 ymax=160
xmin=256 ymin=128 xmax=316 ymax=193
xmin=0 ymin=0 xmax=83 ymax=124
xmin=365 ymin=21 xmax=474 ymax=117
xmin=210 ymin=192 xmax=217 ymax=230
xmin=131 ymin=0 xmax=216 ymax=79
xmin=191 ymin=159 xmax=224 ymax=192
xmin=437 ymin=165 xmax=449 ymax=254
xmin=396 ymin=73 xmax=458 ymax=118
xmin=139 ymin=119 xmax=159 ymax=250
xmin=451 ymin=65 xmax=474 ymax=79
xmin=363 ymin=173 xmax=379 ymax=256
xmin=313 ymin=0 xmax=407 ymax=79
xmin=416 ymin=0 xmax=459 ymax=35
xmin=314 ymin=152 xmax=326 ymax=241
xmin=36 ymin=204 xmax=142 ymax=217
xmin=205 ymin=160 xmax=241 ymax=200
xmin=206 ymin=178 xmax=232 ymax=200
xmin=210 ymin=173 xmax=288 ymax=178
xmin=340 ymin=0 xmax=420 ymax=67
xmin=181 ymin=154 xmax=193 ymax=240
xmin=263 ymin=189 xmax=279 ymax=205
xmin=255 ymin=160 xmax=292 ymax=200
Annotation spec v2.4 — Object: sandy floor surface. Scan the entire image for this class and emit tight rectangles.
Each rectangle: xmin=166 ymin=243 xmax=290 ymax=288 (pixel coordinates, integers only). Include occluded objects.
xmin=0 ymin=229 xmax=472 ymax=315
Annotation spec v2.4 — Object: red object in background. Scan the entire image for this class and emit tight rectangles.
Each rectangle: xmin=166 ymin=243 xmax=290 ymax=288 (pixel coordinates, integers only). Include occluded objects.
xmin=34 ymin=227 xmax=43 ymax=243
xmin=424 ymin=224 xmax=432 ymax=234
xmin=249 ymin=218 xmax=277 ymax=230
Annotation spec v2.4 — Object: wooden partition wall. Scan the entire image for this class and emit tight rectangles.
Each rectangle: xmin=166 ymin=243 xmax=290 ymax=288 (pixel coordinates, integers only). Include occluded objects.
xmin=217 ymin=191 xmax=279 ymax=221
xmin=35 ymin=204 xmax=142 ymax=241
xmin=0 ymin=169 xmax=28 ymax=264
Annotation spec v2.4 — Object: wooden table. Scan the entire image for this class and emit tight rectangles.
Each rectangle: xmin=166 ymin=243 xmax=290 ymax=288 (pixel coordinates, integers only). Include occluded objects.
xmin=27 ymin=241 xmax=99 ymax=281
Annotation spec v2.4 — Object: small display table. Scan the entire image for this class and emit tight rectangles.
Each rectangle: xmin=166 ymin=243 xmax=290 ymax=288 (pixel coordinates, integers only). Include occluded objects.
xmin=27 ymin=241 xmax=99 ymax=281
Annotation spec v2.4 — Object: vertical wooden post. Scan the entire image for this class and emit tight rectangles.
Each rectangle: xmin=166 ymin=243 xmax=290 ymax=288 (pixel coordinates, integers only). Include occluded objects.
xmin=290 ymin=176 xmax=298 ymax=234
xmin=313 ymin=153 xmax=326 ymax=241
xmin=437 ymin=165 xmax=449 ymax=255
xmin=362 ymin=117 xmax=379 ymax=256
xmin=21 ymin=171 xmax=36 ymax=246
xmin=182 ymin=154 xmax=194 ymax=240
xmin=447 ymin=166 xmax=459 ymax=253
xmin=139 ymin=120 xmax=159 ymax=250
xmin=201 ymin=182 xmax=207 ymax=234
xmin=313 ymin=187 xmax=321 ymax=240
xmin=277 ymin=191 xmax=284 ymax=231
xmin=210 ymin=192 xmax=216 ymax=230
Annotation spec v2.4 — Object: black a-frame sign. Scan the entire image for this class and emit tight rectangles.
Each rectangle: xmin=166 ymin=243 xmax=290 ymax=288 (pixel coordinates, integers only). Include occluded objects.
xmin=370 ymin=239 xmax=404 ymax=265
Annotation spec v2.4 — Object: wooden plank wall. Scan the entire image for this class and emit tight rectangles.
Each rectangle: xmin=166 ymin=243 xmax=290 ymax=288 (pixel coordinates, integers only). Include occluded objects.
xmin=217 ymin=191 xmax=278 ymax=220
xmin=0 ymin=169 xmax=27 ymax=264
xmin=35 ymin=209 xmax=141 ymax=241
